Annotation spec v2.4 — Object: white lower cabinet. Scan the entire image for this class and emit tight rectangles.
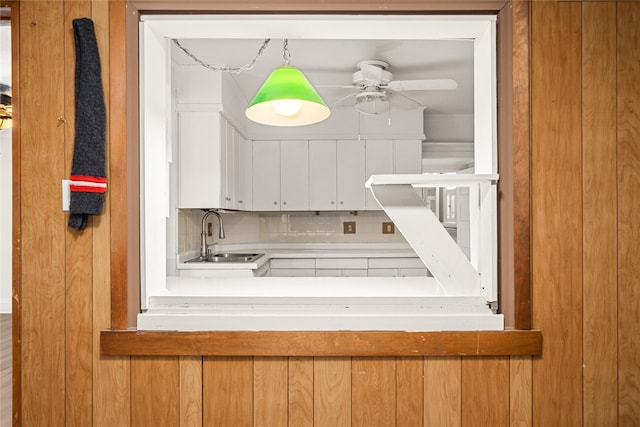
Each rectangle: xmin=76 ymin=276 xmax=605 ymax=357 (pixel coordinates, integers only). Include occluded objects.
xmin=265 ymin=257 xmax=427 ymax=277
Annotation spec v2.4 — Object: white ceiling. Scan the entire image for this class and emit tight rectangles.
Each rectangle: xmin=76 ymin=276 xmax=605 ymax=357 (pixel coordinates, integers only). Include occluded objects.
xmin=171 ymin=37 xmax=474 ymax=116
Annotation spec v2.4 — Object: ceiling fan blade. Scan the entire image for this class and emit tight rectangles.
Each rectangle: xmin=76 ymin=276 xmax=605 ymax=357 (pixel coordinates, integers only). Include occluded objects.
xmin=329 ymin=91 xmax=359 ymax=107
xmin=386 ymin=78 xmax=458 ymax=91
xmin=315 ymin=84 xmax=358 ymax=89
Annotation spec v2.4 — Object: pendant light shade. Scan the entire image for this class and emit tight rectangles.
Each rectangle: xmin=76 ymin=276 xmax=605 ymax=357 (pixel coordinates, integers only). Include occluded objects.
xmin=246 ymin=65 xmax=330 ymax=127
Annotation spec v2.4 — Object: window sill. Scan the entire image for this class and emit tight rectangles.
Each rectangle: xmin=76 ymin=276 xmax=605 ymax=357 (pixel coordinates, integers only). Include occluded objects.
xmin=100 ymin=329 xmax=541 ymax=356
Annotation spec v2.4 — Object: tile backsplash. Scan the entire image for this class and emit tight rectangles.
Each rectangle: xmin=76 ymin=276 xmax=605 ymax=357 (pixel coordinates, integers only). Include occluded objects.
xmin=178 ymin=209 xmax=407 ymax=253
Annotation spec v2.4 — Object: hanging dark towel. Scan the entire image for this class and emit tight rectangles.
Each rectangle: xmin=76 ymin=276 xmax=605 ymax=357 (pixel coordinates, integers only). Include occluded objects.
xmin=68 ymin=17 xmax=107 ymax=230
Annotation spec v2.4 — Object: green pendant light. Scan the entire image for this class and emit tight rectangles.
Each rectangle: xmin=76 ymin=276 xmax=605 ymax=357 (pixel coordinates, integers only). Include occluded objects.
xmin=246 ymin=40 xmax=330 ymax=127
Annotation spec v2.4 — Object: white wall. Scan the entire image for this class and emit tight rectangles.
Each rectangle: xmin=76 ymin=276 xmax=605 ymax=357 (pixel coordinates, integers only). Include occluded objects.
xmin=0 ymin=128 xmax=11 ymax=313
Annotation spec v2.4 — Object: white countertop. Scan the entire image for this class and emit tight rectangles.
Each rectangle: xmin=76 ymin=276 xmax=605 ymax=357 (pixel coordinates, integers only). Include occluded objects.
xmin=176 ymin=242 xmax=421 ymax=271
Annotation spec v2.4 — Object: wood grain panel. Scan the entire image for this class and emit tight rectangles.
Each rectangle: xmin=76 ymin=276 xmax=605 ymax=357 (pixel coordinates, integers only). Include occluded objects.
xmin=9 ymin=3 xmax=21 ymax=425
xmin=617 ymin=2 xmax=640 ymax=424
xmin=64 ymin=2 xmax=94 ymax=426
xmin=461 ymin=357 xmax=509 ymax=427
xmin=351 ymin=357 xmax=396 ymax=427
xmin=581 ymin=3 xmax=618 ymax=426
xmin=180 ymin=357 xmax=203 ymax=427
xmin=203 ymin=357 xmax=253 ymax=427
xmin=288 ymin=357 xmax=314 ymax=427
xmin=19 ymin=2 xmax=66 ymax=425
xmin=131 ymin=357 xmax=180 ymax=427
xmin=314 ymin=357 xmax=351 ymax=427
xmin=254 ymin=357 xmax=288 ymax=427
xmin=511 ymin=0 xmax=532 ymax=330
xmin=100 ymin=330 xmax=542 ymax=356
xmin=424 ymin=357 xmax=461 ymax=427
xmin=531 ymin=2 xmax=583 ymax=426
xmin=510 ymin=356 xmax=532 ymax=427
xmin=396 ymin=357 xmax=424 ymax=427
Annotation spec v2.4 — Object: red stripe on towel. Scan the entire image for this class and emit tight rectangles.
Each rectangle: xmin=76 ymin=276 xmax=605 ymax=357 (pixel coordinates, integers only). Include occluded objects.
xmin=70 ymin=185 xmax=107 ymax=193
xmin=70 ymin=175 xmax=107 ymax=184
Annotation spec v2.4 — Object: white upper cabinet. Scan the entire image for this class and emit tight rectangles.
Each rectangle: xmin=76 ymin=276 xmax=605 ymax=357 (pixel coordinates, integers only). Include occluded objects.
xmin=177 ymin=111 xmax=224 ymax=209
xmin=236 ymin=133 xmax=252 ymax=210
xmin=252 ymin=140 xmax=281 ymax=211
xmin=365 ymin=139 xmax=394 ymax=209
xmin=177 ymin=111 xmax=249 ymax=210
xmin=309 ymin=140 xmax=337 ymax=210
xmin=280 ymin=140 xmax=310 ymax=211
xmin=394 ymin=139 xmax=423 ymax=174
xmin=336 ymin=139 xmax=366 ymax=210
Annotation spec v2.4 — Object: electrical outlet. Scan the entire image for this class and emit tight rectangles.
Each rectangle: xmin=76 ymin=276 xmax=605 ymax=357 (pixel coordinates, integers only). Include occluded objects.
xmin=382 ymin=222 xmax=395 ymax=234
xmin=207 ymin=222 xmax=213 ymax=237
xmin=343 ymin=221 xmax=356 ymax=234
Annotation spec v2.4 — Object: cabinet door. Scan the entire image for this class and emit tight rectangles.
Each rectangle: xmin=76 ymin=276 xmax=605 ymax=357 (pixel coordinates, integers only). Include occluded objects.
xmin=309 ymin=140 xmax=337 ymax=210
xmin=336 ymin=139 xmax=366 ymax=210
xmin=394 ymin=139 xmax=422 ymax=174
xmin=365 ymin=139 xmax=394 ymax=209
xmin=252 ymin=140 xmax=281 ymax=210
xmin=236 ymin=133 xmax=252 ymax=210
xmin=177 ymin=111 xmax=223 ymax=208
xmin=280 ymin=140 xmax=309 ymax=210
xmin=222 ymin=118 xmax=236 ymax=209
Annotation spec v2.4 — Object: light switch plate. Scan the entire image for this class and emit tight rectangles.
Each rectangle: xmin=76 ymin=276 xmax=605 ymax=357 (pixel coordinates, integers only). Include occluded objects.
xmin=62 ymin=180 xmax=70 ymax=211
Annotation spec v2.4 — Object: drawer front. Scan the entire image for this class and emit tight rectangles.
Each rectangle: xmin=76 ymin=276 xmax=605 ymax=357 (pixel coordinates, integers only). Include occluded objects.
xmin=368 ymin=268 xmax=398 ymax=277
xmin=315 ymin=258 xmax=368 ymax=269
xmin=270 ymin=268 xmax=316 ymax=277
xmin=269 ymin=258 xmax=316 ymax=269
xmin=368 ymin=257 xmax=425 ymax=269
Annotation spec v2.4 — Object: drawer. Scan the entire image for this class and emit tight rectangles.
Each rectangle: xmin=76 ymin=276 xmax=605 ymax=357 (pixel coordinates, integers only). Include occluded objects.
xmin=399 ymin=268 xmax=429 ymax=277
xmin=269 ymin=258 xmax=316 ymax=269
xmin=315 ymin=269 xmax=342 ymax=277
xmin=368 ymin=268 xmax=398 ymax=277
xmin=270 ymin=268 xmax=316 ymax=277
xmin=368 ymin=257 xmax=425 ymax=269
xmin=315 ymin=257 xmax=368 ymax=269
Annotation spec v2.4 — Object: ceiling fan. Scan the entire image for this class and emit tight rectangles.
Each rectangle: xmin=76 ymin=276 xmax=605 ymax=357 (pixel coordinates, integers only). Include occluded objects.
xmin=323 ymin=60 xmax=458 ymax=115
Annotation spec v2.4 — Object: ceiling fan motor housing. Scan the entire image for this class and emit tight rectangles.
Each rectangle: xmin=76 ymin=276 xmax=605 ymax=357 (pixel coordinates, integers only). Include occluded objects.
xmin=353 ymin=60 xmax=392 ymax=87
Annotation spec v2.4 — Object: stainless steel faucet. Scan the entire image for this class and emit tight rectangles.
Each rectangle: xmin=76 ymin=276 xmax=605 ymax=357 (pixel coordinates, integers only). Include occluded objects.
xmin=200 ymin=210 xmax=225 ymax=257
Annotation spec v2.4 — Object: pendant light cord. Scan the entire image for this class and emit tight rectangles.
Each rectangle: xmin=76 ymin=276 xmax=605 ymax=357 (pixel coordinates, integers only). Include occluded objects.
xmin=172 ymin=38 xmax=271 ymax=74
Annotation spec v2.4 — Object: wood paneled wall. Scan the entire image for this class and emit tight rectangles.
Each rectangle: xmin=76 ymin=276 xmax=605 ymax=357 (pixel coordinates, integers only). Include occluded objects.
xmin=12 ymin=1 xmax=640 ymax=425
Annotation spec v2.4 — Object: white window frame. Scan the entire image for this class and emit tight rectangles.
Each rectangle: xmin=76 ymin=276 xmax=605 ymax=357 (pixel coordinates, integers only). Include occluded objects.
xmin=138 ymin=14 xmax=499 ymax=331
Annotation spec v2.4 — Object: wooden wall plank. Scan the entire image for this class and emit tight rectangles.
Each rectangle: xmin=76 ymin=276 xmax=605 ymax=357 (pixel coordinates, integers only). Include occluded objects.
xmin=509 ymin=356 xmax=532 ymax=427
xmin=424 ymin=357 xmax=461 ymax=427
xmin=617 ymin=2 xmax=640 ymax=424
xmin=203 ymin=357 xmax=253 ymax=427
xmin=19 ymin=1 xmax=66 ymax=425
xmin=461 ymin=357 xmax=509 ymax=427
xmin=131 ymin=357 xmax=180 ymax=427
xmin=92 ymin=2 xmax=132 ymax=426
xmin=254 ymin=357 xmax=288 ymax=427
xmin=180 ymin=357 xmax=203 ymax=427
xmin=581 ymin=2 xmax=618 ymax=426
xmin=351 ymin=357 xmax=396 ymax=427
xmin=314 ymin=357 xmax=351 ymax=427
xmin=396 ymin=357 xmax=424 ymax=427
xmin=531 ymin=2 xmax=583 ymax=426
xmin=64 ymin=2 xmax=94 ymax=426
xmin=511 ymin=0 xmax=532 ymax=330
xmin=288 ymin=357 xmax=314 ymax=427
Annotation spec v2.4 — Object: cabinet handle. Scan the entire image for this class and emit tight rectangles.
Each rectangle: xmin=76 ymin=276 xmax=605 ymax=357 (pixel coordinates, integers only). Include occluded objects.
xmin=340 ymin=201 xmax=344 ymax=205
xmin=239 ymin=200 xmax=244 ymax=204
xmin=331 ymin=201 xmax=335 ymax=205
xmin=283 ymin=201 xmax=287 ymax=205
xmin=274 ymin=201 xmax=278 ymax=205
xmin=225 ymin=197 xmax=231 ymax=201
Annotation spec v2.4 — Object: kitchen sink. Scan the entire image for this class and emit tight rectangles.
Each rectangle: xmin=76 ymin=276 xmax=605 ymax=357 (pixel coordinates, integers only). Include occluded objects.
xmin=185 ymin=253 xmax=264 ymax=264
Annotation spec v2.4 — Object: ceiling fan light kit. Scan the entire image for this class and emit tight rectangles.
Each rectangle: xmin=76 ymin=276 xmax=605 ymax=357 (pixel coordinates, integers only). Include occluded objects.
xmin=245 ymin=64 xmax=330 ymax=126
